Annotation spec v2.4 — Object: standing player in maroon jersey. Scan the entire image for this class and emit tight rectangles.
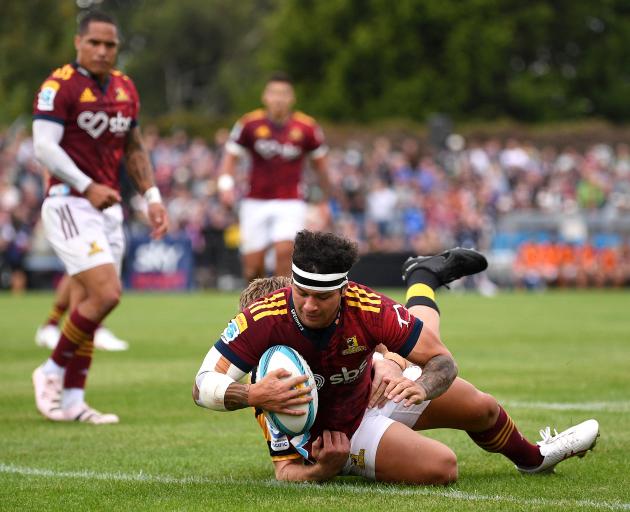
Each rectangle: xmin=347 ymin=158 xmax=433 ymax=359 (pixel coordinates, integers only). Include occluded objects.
xmin=31 ymin=11 xmax=168 ymax=424
xmin=193 ymin=230 xmax=599 ymax=483
xmin=217 ymin=73 xmax=331 ymax=281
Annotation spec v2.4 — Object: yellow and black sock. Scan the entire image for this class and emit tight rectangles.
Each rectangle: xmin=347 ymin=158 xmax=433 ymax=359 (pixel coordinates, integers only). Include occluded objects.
xmin=405 ymin=283 xmax=440 ymax=313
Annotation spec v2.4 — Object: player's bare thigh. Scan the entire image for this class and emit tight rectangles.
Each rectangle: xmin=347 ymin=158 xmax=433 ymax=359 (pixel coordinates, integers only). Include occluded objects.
xmin=375 ymin=421 xmax=457 ymax=485
xmin=242 ymin=250 xmax=266 ymax=281
xmin=413 ymin=377 xmax=499 ymax=432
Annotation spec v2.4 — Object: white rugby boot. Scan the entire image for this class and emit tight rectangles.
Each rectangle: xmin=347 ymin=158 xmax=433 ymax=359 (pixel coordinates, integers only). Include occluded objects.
xmin=32 ymin=366 xmax=63 ymax=420
xmin=517 ymin=419 xmax=599 ymax=474
xmin=94 ymin=327 xmax=129 ymax=351
xmin=35 ymin=325 xmax=61 ymax=350
xmin=62 ymin=403 xmax=120 ymax=425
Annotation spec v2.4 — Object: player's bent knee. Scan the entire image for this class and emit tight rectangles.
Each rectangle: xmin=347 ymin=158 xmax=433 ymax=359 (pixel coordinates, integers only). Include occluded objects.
xmin=476 ymin=392 xmax=499 ymax=428
xmin=432 ymin=450 xmax=458 ymax=485
xmin=89 ymin=285 xmax=121 ymax=314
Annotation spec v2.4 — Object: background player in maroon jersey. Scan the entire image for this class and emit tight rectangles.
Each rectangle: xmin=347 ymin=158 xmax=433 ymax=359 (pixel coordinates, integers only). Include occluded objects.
xmin=31 ymin=11 xmax=168 ymax=424
xmin=217 ymin=73 xmax=331 ymax=282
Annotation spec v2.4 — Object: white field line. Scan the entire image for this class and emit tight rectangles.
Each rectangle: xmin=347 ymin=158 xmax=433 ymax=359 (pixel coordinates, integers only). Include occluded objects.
xmin=1 ymin=463 xmax=629 ymax=510
xmin=502 ymin=400 xmax=630 ymax=412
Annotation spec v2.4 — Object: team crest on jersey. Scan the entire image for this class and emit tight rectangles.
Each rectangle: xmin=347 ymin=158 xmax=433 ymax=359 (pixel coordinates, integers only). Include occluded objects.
xmin=115 ymin=87 xmax=130 ymax=102
xmin=341 ymin=335 xmax=367 ymax=355
xmin=87 ymin=241 xmax=104 ymax=256
xmin=79 ymin=88 xmax=97 ymax=103
xmin=288 ymin=127 xmax=303 ymax=142
xmin=349 ymin=449 xmax=366 ymax=469
xmin=37 ymin=80 xmax=60 ymax=111
xmin=220 ymin=314 xmax=247 ymax=343
xmin=254 ymin=125 xmax=271 ymax=138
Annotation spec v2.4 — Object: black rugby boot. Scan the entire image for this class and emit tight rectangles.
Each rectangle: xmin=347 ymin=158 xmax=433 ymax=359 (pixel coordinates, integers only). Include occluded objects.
xmin=402 ymin=248 xmax=488 ymax=287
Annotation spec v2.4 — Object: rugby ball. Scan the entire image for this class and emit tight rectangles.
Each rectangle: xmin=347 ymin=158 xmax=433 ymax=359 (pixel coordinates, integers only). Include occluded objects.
xmin=256 ymin=345 xmax=318 ymax=436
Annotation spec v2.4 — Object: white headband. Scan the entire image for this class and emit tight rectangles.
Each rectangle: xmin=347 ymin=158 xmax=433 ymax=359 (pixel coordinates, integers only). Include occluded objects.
xmin=292 ymin=263 xmax=349 ymax=291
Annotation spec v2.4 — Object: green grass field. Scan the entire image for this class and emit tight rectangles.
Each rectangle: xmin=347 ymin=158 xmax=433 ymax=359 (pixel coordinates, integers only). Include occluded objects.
xmin=1 ymin=289 xmax=629 ymax=511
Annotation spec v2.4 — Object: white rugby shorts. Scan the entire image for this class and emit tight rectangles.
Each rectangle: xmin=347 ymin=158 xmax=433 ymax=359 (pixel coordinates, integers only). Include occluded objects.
xmin=41 ymin=196 xmax=125 ymax=276
xmin=342 ymin=365 xmax=430 ymax=480
xmin=239 ymin=198 xmax=307 ymax=254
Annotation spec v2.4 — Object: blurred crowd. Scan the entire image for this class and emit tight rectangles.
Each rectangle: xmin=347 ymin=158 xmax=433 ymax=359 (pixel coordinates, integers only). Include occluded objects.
xmin=2 ymin=125 xmax=630 ymax=291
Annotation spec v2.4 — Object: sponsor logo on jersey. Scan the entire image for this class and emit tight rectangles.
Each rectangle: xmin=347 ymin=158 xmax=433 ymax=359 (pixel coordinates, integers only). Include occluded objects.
xmin=254 ymin=139 xmax=302 ymax=160
xmin=271 ymin=438 xmax=291 ymax=451
xmin=234 ymin=313 xmax=248 ymax=333
xmin=220 ymin=314 xmax=247 ymax=344
xmin=79 ymin=88 xmax=97 ymax=103
xmin=291 ymin=308 xmax=305 ymax=332
xmin=393 ymin=304 xmax=411 ymax=328
xmin=78 ymin=111 xmax=132 ymax=139
xmin=115 ymin=87 xmax=130 ymax=102
xmin=37 ymin=80 xmax=60 ymax=111
xmin=267 ymin=419 xmax=291 ymax=451
xmin=341 ymin=335 xmax=367 ymax=355
xmin=87 ymin=241 xmax=104 ymax=256
xmin=313 ymin=373 xmax=325 ymax=390
xmin=329 ymin=359 xmax=369 ymax=385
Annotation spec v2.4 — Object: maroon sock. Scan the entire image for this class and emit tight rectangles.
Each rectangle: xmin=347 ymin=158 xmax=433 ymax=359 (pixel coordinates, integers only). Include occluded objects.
xmin=64 ymin=341 xmax=94 ymax=389
xmin=467 ymin=406 xmax=544 ymax=468
xmin=45 ymin=304 xmax=66 ymax=327
xmin=51 ymin=309 xmax=99 ymax=367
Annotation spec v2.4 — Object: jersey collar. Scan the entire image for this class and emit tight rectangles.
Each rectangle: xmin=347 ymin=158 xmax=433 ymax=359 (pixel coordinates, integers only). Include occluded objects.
xmin=73 ymin=61 xmax=111 ymax=93
xmin=288 ymin=290 xmax=340 ymax=350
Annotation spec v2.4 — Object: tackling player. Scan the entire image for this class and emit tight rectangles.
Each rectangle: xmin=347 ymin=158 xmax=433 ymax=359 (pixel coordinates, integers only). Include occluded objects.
xmin=194 ymin=231 xmax=599 ymax=483
xmin=217 ymin=73 xmax=331 ymax=281
xmin=31 ymin=11 xmax=168 ymax=424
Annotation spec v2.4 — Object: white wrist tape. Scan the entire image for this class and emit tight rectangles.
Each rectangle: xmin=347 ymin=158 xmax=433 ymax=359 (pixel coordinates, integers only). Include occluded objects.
xmin=217 ymin=174 xmax=235 ymax=192
xmin=372 ymin=352 xmax=384 ymax=361
xmin=197 ymin=372 xmax=236 ymax=411
xmin=143 ymin=186 xmax=162 ymax=204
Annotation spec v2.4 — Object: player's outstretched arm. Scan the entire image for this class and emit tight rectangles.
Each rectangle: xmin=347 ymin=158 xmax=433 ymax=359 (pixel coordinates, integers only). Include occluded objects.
xmin=124 ymin=127 xmax=168 ymax=239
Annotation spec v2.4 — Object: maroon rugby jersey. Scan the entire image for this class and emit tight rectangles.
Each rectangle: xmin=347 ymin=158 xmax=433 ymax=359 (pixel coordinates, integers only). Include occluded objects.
xmin=226 ymin=109 xmax=326 ymax=200
xmin=214 ymin=282 xmax=422 ymax=462
xmin=33 ymin=62 xmax=140 ymax=195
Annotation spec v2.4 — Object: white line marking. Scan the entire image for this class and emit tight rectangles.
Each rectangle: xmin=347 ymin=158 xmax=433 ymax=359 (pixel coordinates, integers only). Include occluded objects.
xmin=1 ymin=463 xmax=629 ymax=510
xmin=502 ymin=400 xmax=630 ymax=412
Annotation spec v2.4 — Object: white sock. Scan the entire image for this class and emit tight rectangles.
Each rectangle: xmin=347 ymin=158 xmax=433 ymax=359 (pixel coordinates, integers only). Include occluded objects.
xmin=42 ymin=358 xmax=65 ymax=378
xmin=62 ymin=388 xmax=85 ymax=410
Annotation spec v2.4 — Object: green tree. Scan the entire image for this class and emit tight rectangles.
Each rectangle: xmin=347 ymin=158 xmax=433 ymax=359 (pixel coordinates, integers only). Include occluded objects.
xmin=121 ymin=0 xmax=272 ymax=121
xmin=0 ymin=1 xmax=76 ymax=125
